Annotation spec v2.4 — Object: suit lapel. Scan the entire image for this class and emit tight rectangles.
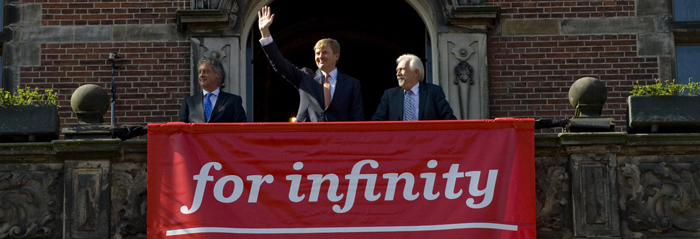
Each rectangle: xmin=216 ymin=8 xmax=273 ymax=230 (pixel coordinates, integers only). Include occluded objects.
xmin=395 ymin=87 xmax=405 ymax=121
xmin=194 ymin=92 xmax=205 ymax=122
xmin=418 ymin=83 xmax=427 ymax=120
xmin=209 ymin=92 xmax=228 ymax=122
xmin=334 ymin=72 xmax=349 ymax=106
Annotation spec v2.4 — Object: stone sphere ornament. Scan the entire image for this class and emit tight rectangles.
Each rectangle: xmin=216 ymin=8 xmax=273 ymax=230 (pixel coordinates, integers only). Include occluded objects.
xmin=71 ymin=84 xmax=110 ymax=124
xmin=568 ymin=77 xmax=608 ymax=117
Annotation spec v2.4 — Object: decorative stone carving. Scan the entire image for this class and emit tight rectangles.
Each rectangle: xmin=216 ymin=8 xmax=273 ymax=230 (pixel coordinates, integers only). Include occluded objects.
xmin=536 ymin=157 xmax=573 ymax=238
xmin=452 ymin=46 xmax=474 ymax=86
xmin=111 ymin=164 xmax=147 ymax=239
xmin=449 ymin=40 xmax=477 ymax=119
xmin=619 ymin=159 xmax=700 ymax=237
xmin=0 ymin=164 xmax=62 ymax=239
xmin=438 ymin=33 xmax=489 ymax=119
xmin=64 ymin=161 xmax=110 ymax=239
xmin=570 ymin=154 xmax=620 ymax=237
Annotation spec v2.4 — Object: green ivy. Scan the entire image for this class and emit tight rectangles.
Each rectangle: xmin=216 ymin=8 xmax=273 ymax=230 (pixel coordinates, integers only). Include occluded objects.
xmin=630 ymin=78 xmax=700 ymax=96
xmin=0 ymin=87 xmax=59 ymax=107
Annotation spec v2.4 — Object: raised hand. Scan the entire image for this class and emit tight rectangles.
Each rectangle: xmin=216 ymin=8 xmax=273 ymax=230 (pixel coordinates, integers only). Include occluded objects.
xmin=258 ymin=6 xmax=274 ymax=38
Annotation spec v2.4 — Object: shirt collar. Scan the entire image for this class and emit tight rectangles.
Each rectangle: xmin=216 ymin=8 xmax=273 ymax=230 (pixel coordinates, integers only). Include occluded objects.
xmin=203 ymin=88 xmax=220 ymax=96
xmin=322 ymin=68 xmax=338 ymax=82
xmin=405 ymin=82 xmax=420 ymax=95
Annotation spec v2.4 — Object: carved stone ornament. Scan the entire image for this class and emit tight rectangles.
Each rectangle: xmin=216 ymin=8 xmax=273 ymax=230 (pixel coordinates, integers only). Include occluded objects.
xmin=111 ymin=164 xmax=147 ymax=239
xmin=536 ymin=157 xmax=573 ymax=238
xmin=0 ymin=168 xmax=61 ymax=239
xmin=454 ymin=60 xmax=473 ymax=85
xmin=452 ymin=44 xmax=475 ymax=86
xmin=448 ymin=40 xmax=478 ymax=119
xmin=619 ymin=161 xmax=700 ymax=234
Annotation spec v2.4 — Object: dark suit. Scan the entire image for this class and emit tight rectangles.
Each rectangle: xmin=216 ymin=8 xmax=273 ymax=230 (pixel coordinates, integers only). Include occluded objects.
xmin=178 ymin=91 xmax=247 ymax=123
xmin=372 ymin=83 xmax=457 ymax=121
xmin=262 ymin=42 xmax=364 ymax=122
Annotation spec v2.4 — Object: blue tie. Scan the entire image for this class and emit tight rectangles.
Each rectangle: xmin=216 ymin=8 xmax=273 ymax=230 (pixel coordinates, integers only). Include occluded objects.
xmin=404 ymin=90 xmax=415 ymax=121
xmin=204 ymin=93 xmax=213 ymax=122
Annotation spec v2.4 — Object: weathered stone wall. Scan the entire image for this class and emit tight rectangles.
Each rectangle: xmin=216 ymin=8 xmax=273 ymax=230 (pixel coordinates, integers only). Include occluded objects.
xmin=2 ymin=133 xmax=700 ymax=238
xmin=0 ymin=139 xmax=146 ymax=238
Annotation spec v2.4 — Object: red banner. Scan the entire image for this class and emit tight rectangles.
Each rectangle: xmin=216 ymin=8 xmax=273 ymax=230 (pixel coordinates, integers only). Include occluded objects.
xmin=147 ymin=119 xmax=535 ymax=238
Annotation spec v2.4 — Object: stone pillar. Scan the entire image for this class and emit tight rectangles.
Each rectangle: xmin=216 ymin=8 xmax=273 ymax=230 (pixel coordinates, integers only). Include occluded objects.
xmin=438 ymin=33 xmax=489 ymax=119
xmin=438 ymin=4 xmax=499 ymax=119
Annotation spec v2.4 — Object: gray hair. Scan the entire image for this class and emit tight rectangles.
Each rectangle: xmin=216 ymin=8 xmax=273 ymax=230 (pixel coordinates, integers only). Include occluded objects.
xmin=396 ymin=54 xmax=424 ymax=81
xmin=198 ymin=56 xmax=225 ymax=83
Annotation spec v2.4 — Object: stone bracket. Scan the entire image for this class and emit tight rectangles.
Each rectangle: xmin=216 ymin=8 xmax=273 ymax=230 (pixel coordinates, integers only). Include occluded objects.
xmin=176 ymin=0 xmax=238 ymax=33
xmin=570 ymin=154 xmax=620 ymax=237
xmin=448 ymin=5 xmax=501 ymax=30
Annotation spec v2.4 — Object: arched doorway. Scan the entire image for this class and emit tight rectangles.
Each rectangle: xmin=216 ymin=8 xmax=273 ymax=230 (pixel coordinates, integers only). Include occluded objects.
xmin=250 ymin=0 xmax=427 ymax=121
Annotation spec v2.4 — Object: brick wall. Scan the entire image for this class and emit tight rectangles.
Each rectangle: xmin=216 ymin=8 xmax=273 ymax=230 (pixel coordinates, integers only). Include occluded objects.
xmin=488 ymin=35 xmax=658 ymax=131
xmin=493 ymin=0 xmax=635 ymax=19
xmin=19 ymin=42 xmax=190 ymax=126
xmin=487 ymin=0 xmax=659 ymax=132
xmin=14 ymin=0 xmax=191 ymax=129
xmin=24 ymin=0 xmax=187 ymax=25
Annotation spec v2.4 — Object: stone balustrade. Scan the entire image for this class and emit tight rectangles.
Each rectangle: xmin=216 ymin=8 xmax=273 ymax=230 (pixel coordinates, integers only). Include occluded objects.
xmin=2 ymin=133 xmax=700 ymax=238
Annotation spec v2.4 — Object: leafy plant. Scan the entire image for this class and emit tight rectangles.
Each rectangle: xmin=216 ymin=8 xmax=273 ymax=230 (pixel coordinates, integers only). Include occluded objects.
xmin=0 ymin=87 xmax=59 ymax=107
xmin=630 ymin=78 xmax=700 ymax=96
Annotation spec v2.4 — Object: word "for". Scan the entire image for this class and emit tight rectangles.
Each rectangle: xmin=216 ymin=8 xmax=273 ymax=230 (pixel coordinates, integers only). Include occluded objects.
xmin=180 ymin=159 xmax=498 ymax=214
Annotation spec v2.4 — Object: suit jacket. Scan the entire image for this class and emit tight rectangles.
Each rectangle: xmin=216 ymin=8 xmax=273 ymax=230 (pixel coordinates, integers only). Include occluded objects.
xmin=262 ymin=42 xmax=364 ymax=122
xmin=178 ymin=91 xmax=247 ymax=123
xmin=372 ymin=83 xmax=457 ymax=121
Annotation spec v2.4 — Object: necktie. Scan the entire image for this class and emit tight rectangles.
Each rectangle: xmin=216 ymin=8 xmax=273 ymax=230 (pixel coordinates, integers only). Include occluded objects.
xmin=323 ymin=74 xmax=331 ymax=109
xmin=404 ymin=90 xmax=415 ymax=121
xmin=204 ymin=93 xmax=213 ymax=122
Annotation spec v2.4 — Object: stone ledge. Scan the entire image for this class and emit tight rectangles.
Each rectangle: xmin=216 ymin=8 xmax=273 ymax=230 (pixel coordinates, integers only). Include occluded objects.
xmin=558 ymin=132 xmax=628 ymax=146
xmin=501 ymin=19 xmax=560 ymax=36
xmin=561 ymin=17 xmax=656 ymax=35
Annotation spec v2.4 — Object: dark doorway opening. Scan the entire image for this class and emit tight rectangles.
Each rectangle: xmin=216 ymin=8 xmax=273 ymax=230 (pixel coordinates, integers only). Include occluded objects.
xmin=251 ymin=0 xmax=426 ymax=122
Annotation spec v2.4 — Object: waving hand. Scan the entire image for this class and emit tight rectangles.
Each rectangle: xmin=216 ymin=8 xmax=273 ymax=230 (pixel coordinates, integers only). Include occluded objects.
xmin=258 ymin=6 xmax=274 ymax=38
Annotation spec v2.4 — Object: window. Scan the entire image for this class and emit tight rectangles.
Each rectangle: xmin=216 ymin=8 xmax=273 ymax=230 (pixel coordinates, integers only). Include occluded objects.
xmin=676 ymin=46 xmax=700 ymax=83
xmin=672 ymin=0 xmax=700 ymax=83
xmin=673 ymin=0 xmax=700 ymax=22
xmin=0 ymin=0 xmax=3 ymax=89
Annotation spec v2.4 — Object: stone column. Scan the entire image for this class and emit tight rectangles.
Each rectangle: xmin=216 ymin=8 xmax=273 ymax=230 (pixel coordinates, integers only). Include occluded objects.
xmin=438 ymin=33 xmax=488 ymax=119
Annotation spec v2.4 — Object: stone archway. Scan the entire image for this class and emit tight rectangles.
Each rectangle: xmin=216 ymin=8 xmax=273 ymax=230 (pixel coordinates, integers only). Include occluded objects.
xmin=234 ymin=0 xmax=495 ymax=121
xmin=240 ymin=0 xmax=437 ymax=122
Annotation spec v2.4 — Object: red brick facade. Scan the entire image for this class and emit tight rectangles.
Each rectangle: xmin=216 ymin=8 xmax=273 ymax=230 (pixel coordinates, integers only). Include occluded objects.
xmin=25 ymin=0 xmax=184 ymax=25
xmin=488 ymin=0 xmax=658 ymax=132
xmin=488 ymin=35 xmax=658 ymax=131
xmin=12 ymin=0 xmax=662 ymax=133
xmin=14 ymin=0 xmax=190 ymax=128
xmin=494 ymin=0 xmax=635 ymax=19
xmin=20 ymin=42 xmax=190 ymax=125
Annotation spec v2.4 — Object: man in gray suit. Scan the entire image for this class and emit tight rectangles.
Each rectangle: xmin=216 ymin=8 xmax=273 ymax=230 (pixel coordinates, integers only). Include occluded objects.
xmin=257 ymin=6 xmax=364 ymax=122
xmin=372 ymin=54 xmax=456 ymax=121
xmin=178 ymin=56 xmax=247 ymax=123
